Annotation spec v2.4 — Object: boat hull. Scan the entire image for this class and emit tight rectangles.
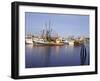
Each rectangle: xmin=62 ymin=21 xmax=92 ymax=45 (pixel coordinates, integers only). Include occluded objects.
xmin=25 ymin=39 xmax=33 ymax=44
xmin=33 ymin=40 xmax=64 ymax=46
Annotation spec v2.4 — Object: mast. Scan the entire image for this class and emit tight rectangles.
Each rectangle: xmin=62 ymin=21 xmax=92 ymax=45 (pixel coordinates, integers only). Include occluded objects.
xmin=44 ymin=20 xmax=52 ymax=41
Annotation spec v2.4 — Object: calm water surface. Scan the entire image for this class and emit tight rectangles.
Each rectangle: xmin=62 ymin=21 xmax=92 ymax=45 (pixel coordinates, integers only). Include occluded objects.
xmin=25 ymin=44 xmax=89 ymax=68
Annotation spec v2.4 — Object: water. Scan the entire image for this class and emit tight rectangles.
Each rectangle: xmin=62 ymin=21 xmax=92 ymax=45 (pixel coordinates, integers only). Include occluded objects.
xmin=25 ymin=44 xmax=89 ymax=68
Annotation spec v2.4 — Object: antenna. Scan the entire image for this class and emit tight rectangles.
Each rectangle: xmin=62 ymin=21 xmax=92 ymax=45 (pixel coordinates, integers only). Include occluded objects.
xmin=45 ymin=21 xmax=47 ymax=32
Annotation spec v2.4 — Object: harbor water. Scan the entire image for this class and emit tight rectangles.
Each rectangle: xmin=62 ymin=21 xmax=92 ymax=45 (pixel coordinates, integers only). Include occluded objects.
xmin=25 ymin=44 xmax=90 ymax=68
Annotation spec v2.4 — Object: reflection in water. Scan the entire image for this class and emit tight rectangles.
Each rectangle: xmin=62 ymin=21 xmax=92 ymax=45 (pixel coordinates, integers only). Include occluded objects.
xmin=43 ymin=46 xmax=51 ymax=67
xmin=55 ymin=46 xmax=60 ymax=54
xmin=25 ymin=44 xmax=90 ymax=68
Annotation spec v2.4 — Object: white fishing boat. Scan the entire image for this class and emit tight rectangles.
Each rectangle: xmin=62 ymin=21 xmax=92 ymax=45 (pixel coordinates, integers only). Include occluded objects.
xmin=32 ymin=21 xmax=64 ymax=46
xmin=33 ymin=39 xmax=64 ymax=46
xmin=25 ymin=36 xmax=33 ymax=44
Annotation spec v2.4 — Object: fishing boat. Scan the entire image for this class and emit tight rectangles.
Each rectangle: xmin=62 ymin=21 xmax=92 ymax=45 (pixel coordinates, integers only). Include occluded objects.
xmin=25 ymin=36 xmax=33 ymax=44
xmin=33 ymin=39 xmax=64 ymax=46
xmin=32 ymin=21 xmax=64 ymax=46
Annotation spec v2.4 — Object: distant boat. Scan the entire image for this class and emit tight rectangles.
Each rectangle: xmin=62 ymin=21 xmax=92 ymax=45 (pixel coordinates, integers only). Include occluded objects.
xmin=25 ymin=36 xmax=33 ymax=44
xmin=68 ymin=40 xmax=75 ymax=46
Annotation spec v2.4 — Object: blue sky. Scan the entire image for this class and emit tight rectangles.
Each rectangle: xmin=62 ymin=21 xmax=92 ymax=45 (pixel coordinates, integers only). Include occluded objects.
xmin=25 ymin=12 xmax=89 ymax=37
